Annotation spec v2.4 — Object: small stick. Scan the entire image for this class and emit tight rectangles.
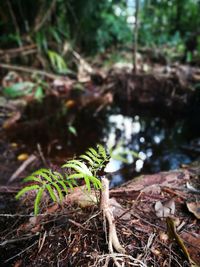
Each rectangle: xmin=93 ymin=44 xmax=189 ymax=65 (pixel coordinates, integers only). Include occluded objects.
xmin=0 ymin=63 xmax=62 ymax=80
xmin=8 ymin=154 xmax=37 ymax=183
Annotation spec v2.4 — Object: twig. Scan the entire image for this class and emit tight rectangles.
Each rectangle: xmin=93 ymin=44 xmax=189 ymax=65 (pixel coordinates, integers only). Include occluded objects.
xmin=34 ymin=0 xmax=57 ymax=32
xmin=37 ymin=143 xmax=48 ymax=167
xmin=0 ymin=233 xmax=39 ymax=247
xmin=0 ymin=63 xmax=62 ymax=80
xmin=4 ymin=240 xmax=38 ymax=263
xmin=0 ymin=44 xmax=36 ymax=55
xmin=38 ymin=231 xmax=47 ymax=253
xmin=68 ymin=219 xmax=87 ymax=230
xmin=6 ymin=0 xmax=22 ymax=47
xmin=8 ymin=154 xmax=37 ymax=183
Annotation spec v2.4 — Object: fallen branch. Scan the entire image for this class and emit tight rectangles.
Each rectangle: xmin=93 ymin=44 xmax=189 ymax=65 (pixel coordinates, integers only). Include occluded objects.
xmin=0 ymin=63 xmax=62 ymax=80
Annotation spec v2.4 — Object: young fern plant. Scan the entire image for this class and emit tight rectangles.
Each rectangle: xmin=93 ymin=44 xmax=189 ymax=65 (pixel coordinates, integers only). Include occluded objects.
xmin=16 ymin=144 xmax=109 ymax=215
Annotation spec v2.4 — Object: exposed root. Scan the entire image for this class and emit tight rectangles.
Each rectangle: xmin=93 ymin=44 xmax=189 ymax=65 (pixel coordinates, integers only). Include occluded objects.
xmin=94 ymin=253 xmax=147 ymax=267
xmin=100 ymin=177 xmax=130 ymax=266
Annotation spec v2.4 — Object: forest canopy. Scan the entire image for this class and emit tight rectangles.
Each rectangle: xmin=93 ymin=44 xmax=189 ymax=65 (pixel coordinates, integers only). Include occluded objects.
xmin=0 ymin=0 xmax=200 ymax=61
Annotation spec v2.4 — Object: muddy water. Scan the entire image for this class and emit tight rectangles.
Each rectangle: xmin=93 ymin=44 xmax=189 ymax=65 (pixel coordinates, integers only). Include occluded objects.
xmin=74 ymin=106 xmax=196 ymax=187
xmin=4 ymin=97 xmax=198 ymax=186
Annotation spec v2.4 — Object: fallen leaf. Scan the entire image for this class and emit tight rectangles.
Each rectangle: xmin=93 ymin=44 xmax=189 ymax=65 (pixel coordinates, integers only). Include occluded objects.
xmin=109 ymin=197 xmax=131 ymax=221
xmin=65 ymin=99 xmax=76 ymax=108
xmin=17 ymin=153 xmax=29 ymax=161
xmin=155 ymin=199 xmax=175 ymax=218
xmin=3 ymin=111 xmax=21 ymax=129
xmin=187 ymin=202 xmax=200 ymax=219
xmin=65 ymin=187 xmax=97 ymax=208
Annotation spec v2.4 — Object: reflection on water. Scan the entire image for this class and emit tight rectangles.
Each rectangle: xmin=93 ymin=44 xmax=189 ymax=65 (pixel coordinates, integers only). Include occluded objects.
xmin=102 ymin=112 xmax=192 ymax=186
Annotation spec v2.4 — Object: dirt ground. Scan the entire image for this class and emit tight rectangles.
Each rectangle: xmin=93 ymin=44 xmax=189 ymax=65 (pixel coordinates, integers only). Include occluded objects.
xmin=0 ymin=63 xmax=200 ymax=266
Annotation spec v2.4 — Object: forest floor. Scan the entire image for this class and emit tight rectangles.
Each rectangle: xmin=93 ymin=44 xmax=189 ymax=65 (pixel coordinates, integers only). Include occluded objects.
xmin=0 ymin=51 xmax=200 ymax=266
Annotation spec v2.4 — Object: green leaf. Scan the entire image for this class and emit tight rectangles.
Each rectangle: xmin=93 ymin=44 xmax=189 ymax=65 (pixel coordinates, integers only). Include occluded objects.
xmin=23 ymin=176 xmax=43 ymax=184
xmin=88 ymin=148 xmax=100 ymax=158
xmin=79 ymin=154 xmax=94 ymax=165
xmin=46 ymin=184 xmax=57 ymax=202
xmin=52 ymin=171 xmax=63 ymax=180
xmin=97 ymin=144 xmax=107 ymax=159
xmin=32 ymin=168 xmax=51 ymax=176
xmin=68 ymin=125 xmax=77 ymax=136
xmin=3 ymin=82 xmax=34 ymax=98
xmin=16 ymin=184 xmax=40 ymax=199
xmin=63 ymin=162 xmax=92 ymax=176
xmin=32 ymin=169 xmax=53 ymax=182
xmin=111 ymin=154 xmax=129 ymax=163
xmin=34 ymin=86 xmax=44 ymax=101
xmin=83 ymin=175 xmax=91 ymax=192
xmin=34 ymin=187 xmax=45 ymax=215
xmin=89 ymin=176 xmax=102 ymax=189
xmin=85 ymin=151 xmax=102 ymax=164
xmin=68 ymin=173 xmax=84 ymax=179
xmin=68 ymin=160 xmax=92 ymax=175
xmin=57 ymin=180 xmax=69 ymax=194
xmin=51 ymin=182 xmax=63 ymax=202
xmin=48 ymin=50 xmax=68 ymax=74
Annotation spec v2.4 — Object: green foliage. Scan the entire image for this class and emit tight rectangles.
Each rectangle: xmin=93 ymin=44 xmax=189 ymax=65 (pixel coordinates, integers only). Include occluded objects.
xmin=0 ymin=0 xmax=131 ymax=55
xmin=16 ymin=145 xmax=109 ymax=215
xmin=67 ymin=125 xmax=77 ymax=136
xmin=109 ymin=141 xmax=139 ymax=164
xmin=3 ymin=81 xmax=45 ymax=101
xmin=139 ymin=0 xmax=200 ymax=58
xmin=47 ymin=50 xmax=68 ymax=74
xmin=3 ymin=82 xmax=35 ymax=98
xmin=16 ymin=168 xmax=73 ymax=215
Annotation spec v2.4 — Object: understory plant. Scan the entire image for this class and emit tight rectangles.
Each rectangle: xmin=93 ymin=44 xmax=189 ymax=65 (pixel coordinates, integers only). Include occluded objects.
xmin=16 ymin=144 xmax=110 ymax=215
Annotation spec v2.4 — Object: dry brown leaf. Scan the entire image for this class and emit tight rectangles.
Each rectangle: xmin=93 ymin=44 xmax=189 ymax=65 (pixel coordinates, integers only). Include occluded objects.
xmin=17 ymin=153 xmax=29 ymax=161
xmin=109 ymin=197 xmax=131 ymax=221
xmin=187 ymin=202 xmax=200 ymax=219
xmin=3 ymin=111 xmax=21 ymax=129
xmin=155 ymin=199 xmax=175 ymax=218
xmin=65 ymin=187 xmax=97 ymax=208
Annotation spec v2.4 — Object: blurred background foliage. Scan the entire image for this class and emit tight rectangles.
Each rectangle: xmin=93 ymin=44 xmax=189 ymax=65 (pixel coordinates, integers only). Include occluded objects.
xmin=0 ymin=0 xmax=200 ymax=62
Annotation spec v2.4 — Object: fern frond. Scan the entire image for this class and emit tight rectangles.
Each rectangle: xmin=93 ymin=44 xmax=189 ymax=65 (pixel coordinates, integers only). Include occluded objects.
xmin=16 ymin=144 xmax=108 ymax=216
xmin=83 ymin=174 xmax=91 ymax=192
xmin=33 ymin=169 xmax=53 ymax=183
xmin=67 ymin=179 xmax=76 ymax=190
xmin=52 ymin=171 xmax=64 ymax=180
xmin=16 ymin=185 xmax=40 ymax=199
xmin=46 ymin=184 xmax=57 ymax=202
xmin=51 ymin=182 xmax=63 ymax=202
xmin=23 ymin=176 xmax=43 ymax=184
xmin=89 ymin=175 xmax=102 ymax=189
xmin=88 ymin=147 xmax=100 ymax=158
xmin=97 ymin=144 xmax=107 ymax=159
xmin=79 ymin=154 xmax=94 ymax=165
xmin=34 ymin=187 xmax=45 ymax=215
xmin=85 ymin=151 xmax=102 ymax=164
xmin=68 ymin=173 xmax=84 ymax=179
xmin=63 ymin=162 xmax=93 ymax=176
xmin=56 ymin=180 xmax=69 ymax=194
